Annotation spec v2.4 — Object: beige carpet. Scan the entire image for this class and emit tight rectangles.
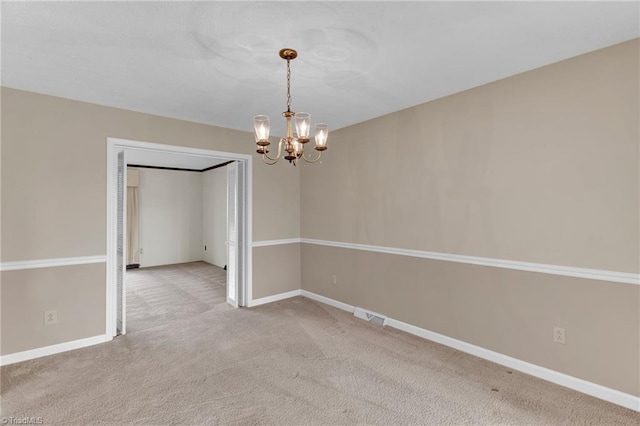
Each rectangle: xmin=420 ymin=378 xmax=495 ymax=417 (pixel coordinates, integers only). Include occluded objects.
xmin=1 ymin=261 xmax=637 ymax=425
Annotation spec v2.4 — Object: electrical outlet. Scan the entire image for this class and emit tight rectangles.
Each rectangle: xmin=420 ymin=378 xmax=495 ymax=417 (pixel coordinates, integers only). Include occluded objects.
xmin=204 ymin=245 xmax=207 ymax=251
xmin=331 ymin=275 xmax=337 ymax=285
xmin=553 ymin=327 xmax=565 ymax=344
xmin=140 ymin=248 xmax=144 ymax=254
xmin=44 ymin=310 xmax=58 ymax=326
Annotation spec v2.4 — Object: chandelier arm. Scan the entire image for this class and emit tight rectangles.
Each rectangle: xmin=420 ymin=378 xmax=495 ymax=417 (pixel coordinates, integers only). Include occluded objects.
xmin=301 ymin=150 xmax=323 ymax=163
xmin=261 ymin=155 xmax=279 ymax=165
xmin=262 ymin=138 xmax=285 ymax=163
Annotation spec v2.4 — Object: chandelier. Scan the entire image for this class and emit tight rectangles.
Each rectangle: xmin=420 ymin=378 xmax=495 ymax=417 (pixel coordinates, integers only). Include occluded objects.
xmin=254 ymin=48 xmax=329 ymax=166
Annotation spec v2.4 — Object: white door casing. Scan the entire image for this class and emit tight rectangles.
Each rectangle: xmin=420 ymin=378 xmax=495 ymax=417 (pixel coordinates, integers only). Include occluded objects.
xmin=227 ymin=162 xmax=238 ymax=307
xmin=106 ymin=138 xmax=253 ymax=339
xmin=116 ymin=150 xmax=127 ymax=335
xmin=226 ymin=161 xmax=247 ymax=308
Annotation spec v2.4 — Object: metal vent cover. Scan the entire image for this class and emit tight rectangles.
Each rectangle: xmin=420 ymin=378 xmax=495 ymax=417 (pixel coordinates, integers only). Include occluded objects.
xmin=354 ymin=307 xmax=387 ymax=326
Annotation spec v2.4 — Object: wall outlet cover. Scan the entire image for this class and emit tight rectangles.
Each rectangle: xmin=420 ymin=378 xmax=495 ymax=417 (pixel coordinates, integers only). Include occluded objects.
xmin=44 ymin=310 xmax=58 ymax=325
xmin=553 ymin=327 xmax=566 ymax=344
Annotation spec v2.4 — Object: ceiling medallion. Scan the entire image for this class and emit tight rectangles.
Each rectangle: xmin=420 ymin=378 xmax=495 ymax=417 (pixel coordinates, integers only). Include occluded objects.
xmin=254 ymin=48 xmax=329 ymax=166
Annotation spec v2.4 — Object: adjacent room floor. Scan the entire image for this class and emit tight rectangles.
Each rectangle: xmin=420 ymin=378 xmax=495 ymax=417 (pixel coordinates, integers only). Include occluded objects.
xmin=1 ymin=262 xmax=637 ymax=424
xmin=125 ymin=261 xmax=229 ymax=334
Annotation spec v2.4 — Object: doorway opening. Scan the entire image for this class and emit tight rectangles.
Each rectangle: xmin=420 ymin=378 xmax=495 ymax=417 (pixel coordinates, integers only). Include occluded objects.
xmin=106 ymin=138 xmax=252 ymax=338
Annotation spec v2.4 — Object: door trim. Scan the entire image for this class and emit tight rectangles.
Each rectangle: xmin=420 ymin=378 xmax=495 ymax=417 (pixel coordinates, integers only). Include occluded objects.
xmin=105 ymin=138 xmax=253 ymax=338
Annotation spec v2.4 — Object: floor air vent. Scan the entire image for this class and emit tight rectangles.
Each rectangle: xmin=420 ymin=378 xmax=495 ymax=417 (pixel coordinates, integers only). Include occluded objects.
xmin=354 ymin=307 xmax=386 ymax=326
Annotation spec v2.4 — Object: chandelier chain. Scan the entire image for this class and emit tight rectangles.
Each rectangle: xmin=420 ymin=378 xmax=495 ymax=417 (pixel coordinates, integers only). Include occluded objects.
xmin=286 ymin=60 xmax=292 ymax=112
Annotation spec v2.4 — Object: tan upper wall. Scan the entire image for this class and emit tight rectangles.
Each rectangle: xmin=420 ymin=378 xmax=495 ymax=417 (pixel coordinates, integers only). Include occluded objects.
xmin=1 ymin=88 xmax=300 ymax=261
xmin=301 ymin=39 xmax=639 ymax=273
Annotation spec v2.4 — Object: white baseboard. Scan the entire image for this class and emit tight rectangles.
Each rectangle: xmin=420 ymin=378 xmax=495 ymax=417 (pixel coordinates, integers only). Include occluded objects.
xmin=300 ymin=290 xmax=640 ymax=412
xmin=0 ymin=334 xmax=110 ymax=367
xmin=300 ymin=290 xmax=356 ymax=313
xmin=384 ymin=317 xmax=640 ymax=412
xmin=249 ymin=289 xmax=302 ymax=307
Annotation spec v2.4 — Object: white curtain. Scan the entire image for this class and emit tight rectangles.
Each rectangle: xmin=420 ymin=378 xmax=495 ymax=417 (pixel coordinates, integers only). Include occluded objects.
xmin=127 ymin=187 xmax=139 ymax=265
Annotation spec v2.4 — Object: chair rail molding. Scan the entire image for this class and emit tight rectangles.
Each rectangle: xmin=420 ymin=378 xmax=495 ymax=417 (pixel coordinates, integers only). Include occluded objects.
xmin=300 ymin=239 xmax=639 ymax=285
xmin=0 ymin=255 xmax=107 ymax=272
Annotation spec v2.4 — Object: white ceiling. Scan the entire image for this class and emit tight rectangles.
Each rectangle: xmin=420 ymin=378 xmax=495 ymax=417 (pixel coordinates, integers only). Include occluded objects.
xmin=2 ymin=2 xmax=639 ymax=138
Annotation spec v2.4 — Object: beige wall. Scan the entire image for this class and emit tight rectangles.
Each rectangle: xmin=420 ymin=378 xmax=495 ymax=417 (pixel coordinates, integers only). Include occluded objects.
xmin=1 ymin=87 xmax=300 ymax=262
xmin=300 ymin=39 xmax=640 ymax=396
xmin=302 ymin=39 xmax=639 ymax=273
xmin=252 ymin=244 xmax=301 ymax=299
xmin=0 ymin=87 xmax=301 ymax=354
xmin=1 ymin=264 xmax=106 ymax=355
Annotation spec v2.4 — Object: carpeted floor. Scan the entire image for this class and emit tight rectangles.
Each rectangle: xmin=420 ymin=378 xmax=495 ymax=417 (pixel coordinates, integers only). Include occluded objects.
xmin=1 ymin=261 xmax=638 ymax=425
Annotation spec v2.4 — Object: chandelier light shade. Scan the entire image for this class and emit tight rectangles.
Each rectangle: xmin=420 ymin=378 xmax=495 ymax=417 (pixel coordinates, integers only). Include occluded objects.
xmin=254 ymin=115 xmax=270 ymax=144
xmin=314 ymin=123 xmax=328 ymax=150
xmin=254 ymin=48 xmax=329 ymax=166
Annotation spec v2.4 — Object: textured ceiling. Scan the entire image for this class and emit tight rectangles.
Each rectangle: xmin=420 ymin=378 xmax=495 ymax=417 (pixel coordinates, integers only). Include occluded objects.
xmin=2 ymin=2 xmax=639 ymax=138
